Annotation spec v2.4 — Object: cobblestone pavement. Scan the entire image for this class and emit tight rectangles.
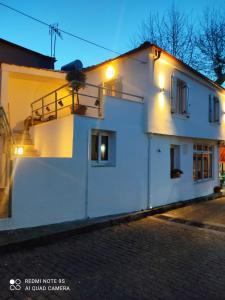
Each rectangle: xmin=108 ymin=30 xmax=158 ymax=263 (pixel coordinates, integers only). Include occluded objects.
xmin=1 ymin=216 xmax=225 ymax=300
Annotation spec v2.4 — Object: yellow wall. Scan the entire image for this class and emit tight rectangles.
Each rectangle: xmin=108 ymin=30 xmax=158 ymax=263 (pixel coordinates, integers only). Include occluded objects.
xmin=30 ymin=115 xmax=73 ymax=158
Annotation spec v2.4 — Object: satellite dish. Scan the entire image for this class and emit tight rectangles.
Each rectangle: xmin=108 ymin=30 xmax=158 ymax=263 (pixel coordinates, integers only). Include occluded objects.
xmin=61 ymin=59 xmax=83 ymax=71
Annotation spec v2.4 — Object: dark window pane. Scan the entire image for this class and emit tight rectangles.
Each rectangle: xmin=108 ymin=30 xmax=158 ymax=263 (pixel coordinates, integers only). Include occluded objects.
xmin=197 ymin=153 xmax=203 ymax=180
xmin=101 ymin=135 xmax=108 ymax=161
xmin=170 ymin=147 xmax=174 ymax=172
xmin=91 ymin=134 xmax=98 ymax=160
xmin=193 ymin=154 xmax=197 ymax=180
xmin=203 ymin=153 xmax=209 ymax=178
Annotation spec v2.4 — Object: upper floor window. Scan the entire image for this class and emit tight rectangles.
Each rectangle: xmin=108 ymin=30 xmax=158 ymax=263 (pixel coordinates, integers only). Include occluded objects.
xmin=171 ymin=76 xmax=189 ymax=116
xmin=103 ymin=78 xmax=123 ymax=98
xmin=209 ymin=95 xmax=220 ymax=123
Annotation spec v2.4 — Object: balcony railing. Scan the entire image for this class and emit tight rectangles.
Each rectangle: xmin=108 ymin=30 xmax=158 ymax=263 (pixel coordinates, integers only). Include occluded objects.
xmin=30 ymin=80 xmax=144 ymax=125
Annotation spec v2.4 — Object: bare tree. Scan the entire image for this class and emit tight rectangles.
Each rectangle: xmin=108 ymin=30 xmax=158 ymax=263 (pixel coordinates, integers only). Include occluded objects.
xmin=133 ymin=5 xmax=196 ymax=66
xmin=196 ymin=9 xmax=225 ymax=85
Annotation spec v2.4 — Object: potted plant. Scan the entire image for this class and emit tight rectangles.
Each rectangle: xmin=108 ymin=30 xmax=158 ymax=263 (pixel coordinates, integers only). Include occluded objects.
xmin=214 ymin=186 xmax=222 ymax=193
xmin=171 ymin=169 xmax=183 ymax=179
xmin=66 ymin=69 xmax=87 ymax=114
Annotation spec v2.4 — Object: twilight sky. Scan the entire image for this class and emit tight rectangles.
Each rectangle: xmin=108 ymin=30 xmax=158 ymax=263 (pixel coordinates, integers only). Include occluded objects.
xmin=0 ymin=0 xmax=224 ymax=69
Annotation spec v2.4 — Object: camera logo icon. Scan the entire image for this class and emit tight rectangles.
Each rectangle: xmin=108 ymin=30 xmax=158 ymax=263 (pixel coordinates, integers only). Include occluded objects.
xmin=9 ymin=279 xmax=21 ymax=291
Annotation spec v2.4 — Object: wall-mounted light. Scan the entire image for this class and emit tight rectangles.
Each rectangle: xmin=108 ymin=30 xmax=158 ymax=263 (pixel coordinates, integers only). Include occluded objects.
xmin=160 ymin=87 xmax=165 ymax=93
xmin=14 ymin=146 xmax=24 ymax=156
xmin=106 ymin=65 xmax=115 ymax=80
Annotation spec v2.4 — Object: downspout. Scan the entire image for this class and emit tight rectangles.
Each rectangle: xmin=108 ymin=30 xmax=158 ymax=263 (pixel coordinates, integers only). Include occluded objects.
xmin=84 ymin=129 xmax=90 ymax=219
xmin=147 ymin=48 xmax=161 ymax=209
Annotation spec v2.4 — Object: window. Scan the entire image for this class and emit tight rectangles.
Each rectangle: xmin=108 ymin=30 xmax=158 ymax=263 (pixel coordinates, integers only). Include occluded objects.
xmin=171 ymin=76 xmax=189 ymax=115
xmin=170 ymin=145 xmax=181 ymax=178
xmin=103 ymin=79 xmax=123 ymax=98
xmin=90 ymin=130 xmax=116 ymax=165
xmin=193 ymin=144 xmax=213 ymax=181
xmin=209 ymin=95 xmax=220 ymax=123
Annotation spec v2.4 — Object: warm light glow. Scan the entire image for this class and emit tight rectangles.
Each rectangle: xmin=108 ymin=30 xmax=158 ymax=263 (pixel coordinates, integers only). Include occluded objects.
xmin=159 ymin=73 xmax=165 ymax=90
xmin=101 ymin=144 xmax=106 ymax=154
xmin=158 ymin=93 xmax=165 ymax=109
xmin=14 ymin=146 xmax=24 ymax=156
xmin=106 ymin=66 xmax=115 ymax=80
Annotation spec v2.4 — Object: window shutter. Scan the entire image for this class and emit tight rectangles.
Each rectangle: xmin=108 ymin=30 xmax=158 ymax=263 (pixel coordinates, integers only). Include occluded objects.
xmin=185 ymin=85 xmax=190 ymax=115
xmin=214 ymin=97 xmax=220 ymax=123
xmin=171 ymin=75 xmax=177 ymax=113
xmin=115 ymin=79 xmax=123 ymax=98
xmin=208 ymin=94 xmax=213 ymax=122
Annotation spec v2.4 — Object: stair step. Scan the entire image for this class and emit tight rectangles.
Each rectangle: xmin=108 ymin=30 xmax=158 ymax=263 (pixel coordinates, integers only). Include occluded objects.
xmin=13 ymin=130 xmax=39 ymax=157
xmin=15 ymin=139 xmax=33 ymax=145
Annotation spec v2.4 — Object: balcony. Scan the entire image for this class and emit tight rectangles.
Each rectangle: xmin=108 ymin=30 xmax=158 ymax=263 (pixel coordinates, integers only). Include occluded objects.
xmin=29 ymin=80 xmax=144 ymax=126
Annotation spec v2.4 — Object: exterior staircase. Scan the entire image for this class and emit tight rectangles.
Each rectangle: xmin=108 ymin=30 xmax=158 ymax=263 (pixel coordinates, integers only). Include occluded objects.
xmin=13 ymin=130 xmax=39 ymax=157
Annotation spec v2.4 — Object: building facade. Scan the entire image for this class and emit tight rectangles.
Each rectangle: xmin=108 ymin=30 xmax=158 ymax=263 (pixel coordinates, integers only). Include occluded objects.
xmin=0 ymin=42 xmax=224 ymax=230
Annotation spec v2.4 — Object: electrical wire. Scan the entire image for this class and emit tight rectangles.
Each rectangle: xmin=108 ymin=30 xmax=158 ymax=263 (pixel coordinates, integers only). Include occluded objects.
xmin=0 ymin=1 xmax=147 ymax=64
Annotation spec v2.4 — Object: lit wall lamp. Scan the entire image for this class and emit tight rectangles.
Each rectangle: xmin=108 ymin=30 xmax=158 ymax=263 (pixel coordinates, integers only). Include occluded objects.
xmin=160 ymin=87 xmax=165 ymax=93
xmin=14 ymin=146 xmax=24 ymax=156
xmin=106 ymin=65 xmax=115 ymax=80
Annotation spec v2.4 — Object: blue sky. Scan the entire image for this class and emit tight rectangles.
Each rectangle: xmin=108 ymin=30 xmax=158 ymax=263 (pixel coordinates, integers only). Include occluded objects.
xmin=0 ymin=0 xmax=224 ymax=69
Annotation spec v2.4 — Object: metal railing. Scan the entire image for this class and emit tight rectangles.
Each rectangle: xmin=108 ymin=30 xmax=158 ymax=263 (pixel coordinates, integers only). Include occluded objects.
xmin=30 ymin=80 xmax=144 ymax=125
xmin=0 ymin=107 xmax=15 ymax=146
xmin=0 ymin=106 xmax=14 ymax=193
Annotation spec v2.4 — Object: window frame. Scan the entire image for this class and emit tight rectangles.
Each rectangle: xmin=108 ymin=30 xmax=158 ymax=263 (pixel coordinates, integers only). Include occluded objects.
xmin=170 ymin=144 xmax=181 ymax=179
xmin=90 ymin=130 xmax=116 ymax=166
xmin=193 ymin=144 xmax=213 ymax=182
xmin=103 ymin=78 xmax=123 ymax=99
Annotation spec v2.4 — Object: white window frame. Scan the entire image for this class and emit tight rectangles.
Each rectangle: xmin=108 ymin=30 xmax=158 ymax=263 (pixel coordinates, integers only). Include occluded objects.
xmin=170 ymin=145 xmax=181 ymax=179
xmin=103 ymin=78 xmax=123 ymax=98
xmin=90 ymin=130 xmax=116 ymax=166
xmin=193 ymin=144 xmax=213 ymax=182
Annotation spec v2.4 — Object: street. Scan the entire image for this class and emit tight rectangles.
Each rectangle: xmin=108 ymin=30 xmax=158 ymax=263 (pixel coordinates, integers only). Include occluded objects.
xmin=1 ymin=210 xmax=225 ymax=300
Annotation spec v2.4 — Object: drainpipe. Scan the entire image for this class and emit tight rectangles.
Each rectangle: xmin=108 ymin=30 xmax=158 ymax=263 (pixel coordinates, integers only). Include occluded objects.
xmin=146 ymin=48 xmax=161 ymax=209
xmin=84 ymin=130 xmax=90 ymax=219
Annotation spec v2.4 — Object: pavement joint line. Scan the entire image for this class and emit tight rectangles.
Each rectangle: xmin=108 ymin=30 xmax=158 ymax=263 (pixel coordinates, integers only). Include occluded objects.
xmin=155 ymin=214 xmax=225 ymax=233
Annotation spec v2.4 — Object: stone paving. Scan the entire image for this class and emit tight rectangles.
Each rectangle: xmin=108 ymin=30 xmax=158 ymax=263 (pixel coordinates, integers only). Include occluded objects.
xmin=162 ymin=197 xmax=225 ymax=227
xmin=1 ymin=215 xmax=225 ymax=299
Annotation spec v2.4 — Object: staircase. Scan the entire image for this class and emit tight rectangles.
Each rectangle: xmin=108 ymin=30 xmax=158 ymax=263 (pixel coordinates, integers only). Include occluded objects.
xmin=13 ymin=130 xmax=39 ymax=157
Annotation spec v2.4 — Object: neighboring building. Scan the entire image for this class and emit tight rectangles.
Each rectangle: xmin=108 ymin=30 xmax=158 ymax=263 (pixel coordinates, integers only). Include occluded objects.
xmin=0 ymin=38 xmax=55 ymax=69
xmin=0 ymin=42 xmax=224 ymax=230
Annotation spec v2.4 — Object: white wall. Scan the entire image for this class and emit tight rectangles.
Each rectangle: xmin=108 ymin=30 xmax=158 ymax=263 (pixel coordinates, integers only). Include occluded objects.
xmin=0 ymin=97 xmax=148 ymax=230
xmin=31 ymin=115 xmax=73 ymax=158
xmin=149 ymin=134 xmax=219 ymax=208
xmin=147 ymin=51 xmax=225 ymax=140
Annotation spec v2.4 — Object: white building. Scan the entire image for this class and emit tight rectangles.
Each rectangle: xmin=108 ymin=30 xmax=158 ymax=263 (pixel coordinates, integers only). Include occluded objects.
xmin=0 ymin=42 xmax=224 ymax=230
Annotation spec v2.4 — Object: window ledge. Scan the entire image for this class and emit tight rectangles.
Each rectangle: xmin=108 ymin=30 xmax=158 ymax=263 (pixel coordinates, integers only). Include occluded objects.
xmin=171 ymin=113 xmax=190 ymax=120
xmin=91 ymin=162 xmax=115 ymax=167
xmin=209 ymin=122 xmax=221 ymax=126
xmin=194 ymin=178 xmax=214 ymax=184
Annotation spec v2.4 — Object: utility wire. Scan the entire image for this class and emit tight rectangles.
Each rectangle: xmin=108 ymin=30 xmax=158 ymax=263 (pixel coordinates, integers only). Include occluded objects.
xmin=0 ymin=1 xmax=147 ymax=63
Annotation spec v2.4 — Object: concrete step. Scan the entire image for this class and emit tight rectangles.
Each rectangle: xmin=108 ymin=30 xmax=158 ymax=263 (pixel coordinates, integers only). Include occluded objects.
xmin=13 ymin=130 xmax=39 ymax=157
xmin=14 ymin=138 xmax=33 ymax=145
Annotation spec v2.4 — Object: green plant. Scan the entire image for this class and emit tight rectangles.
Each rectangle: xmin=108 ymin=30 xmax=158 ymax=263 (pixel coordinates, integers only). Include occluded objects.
xmin=66 ymin=69 xmax=86 ymax=106
xmin=171 ymin=169 xmax=183 ymax=179
xmin=214 ymin=186 xmax=222 ymax=193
